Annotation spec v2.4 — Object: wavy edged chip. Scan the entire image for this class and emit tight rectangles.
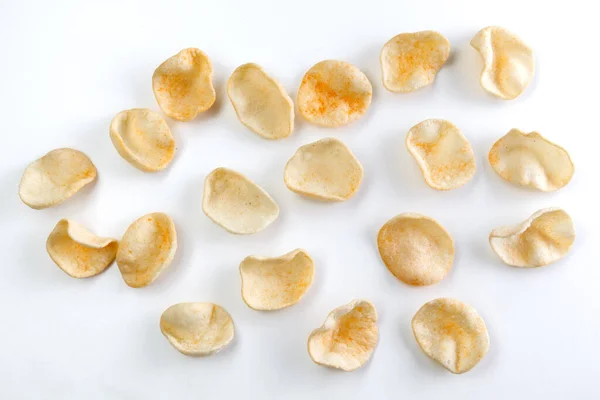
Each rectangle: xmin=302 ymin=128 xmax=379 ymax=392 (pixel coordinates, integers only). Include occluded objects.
xmin=489 ymin=208 xmax=575 ymax=268
xmin=19 ymin=148 xmax=97 ymax=209
xmin=297 ymin=60 xmax=372 ymax=127
xmin=381 ymin=31 xmax=450 ymax=93
xmin=202 ymin=168 xmax=279 ymax=234
xmin=488 ymin=129 xmax=574 ymax=191
xmin=152 ymin=48 xmax=216 ymax=121
xmin=284 ymin=138 xmax=363 ymax=201
xmin=116 ymin=212 xmax=177 ymax=288
xmin=46 ymin=219 xmax=118 ymax=278
xmin=471 ymin=26 xmax=534 ymax=100
xmin=406 ymin=119 xmax=476 ymax=190
xmin=378 ymin=213 xmax=454 ymax=286
xmin=308 ymin=300 xmax=378 ymax=372
xmin=160 ymin=303 xmax=234 ymax=356
xmin=412 ymin=298 xmax=489 ymax=374
xmin=240 ymin=249 xmax=314 ymax=311
xmin=227 ymin=63 xmax=294 ymax=140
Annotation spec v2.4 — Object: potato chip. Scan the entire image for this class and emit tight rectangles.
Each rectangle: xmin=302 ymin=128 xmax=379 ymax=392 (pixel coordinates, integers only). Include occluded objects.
xmin=412 ymin=298 xmax=489 ymax=374
xmin=488 ymin=129 xmax=574 ymax=191
xmin=489 ymin=208 xmax=575 ymax=268
xmin=160 ymin=302 xmax=234 ymax=356
xmin=471 ymin=26 xmax=534 ymax=100
xmin=227 ymin=63 xmax=294 ymax=140
xmin=406 ymin=119 xmax=476 ymax=190
xmin=202 ymin=167 xmax=279 ymax=234
xmin=377 ymin=213 xmax=454 ymax=286
xmin=297 ymin=60 xmax=372 ymax=127
xmin=240 ymin=249 xmax=314 ymax=311
xmin=284 ymin=137 xmax=363 ymax=201
xmin=152 ymin=48 xmax=216 ymax=121
xmin=116 ymin=212 xmax=177 ymax=288
xmin=308 ymin=300 xmax=378 ymax=372
xmin=380 ymin=31 xmax=450 ymax=92
xmin=19 ymin=148 xmax=97 ymax=210
xmin=46 ymin=219 xmax=118 ymax=278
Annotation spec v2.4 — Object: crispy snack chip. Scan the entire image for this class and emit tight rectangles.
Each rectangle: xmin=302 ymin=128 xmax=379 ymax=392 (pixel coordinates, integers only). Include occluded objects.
xmin=489 ymin=208 xmax=575 ymax=268
xmin=380 ymin=31 xmax=450 ymax=92
xmin=227 ymin=63 xmax=294 ymax=139
xmin=46 ymin=219 xmax=118 ymax=278
xmin=471 ymin=26 xmax=534 ymax=100
xmin=160 ymin=303 xmax=234 ymax=356
xmin=488 ymin=129 xmax=574 ymax=191
xmin=297 ymin=60 xmax=372 ymax=127
xmin=116 ymin=212 xmax=177 ymax=288
xmin=284 ymin=138 xmax=363 ymax=201
xmin=412 ymin=298 xmax=489 ymax=374
xmin=378 ymin=213 xmax=454 ymax=286
xmin=152 ymin=48 xmax=216 ymax=121
xmin=19 ymin=148 xmax=97 ymax=209
xmin=308 ymin=300 xmax=378 ymax=372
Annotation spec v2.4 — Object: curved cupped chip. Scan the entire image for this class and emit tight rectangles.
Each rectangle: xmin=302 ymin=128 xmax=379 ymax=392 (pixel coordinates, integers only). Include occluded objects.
xmin=160 ymin=303 xmax=234 ymax=356
xmin=240 ymin=249 xmax=314 ymax=311
xmin=489 ymin=208 xmax=575 ymax=268
xmin=284 ymin=138 xmax=363 ymax=201
xmin=46 ymin=219 xmax=118 ymax=278
xmin=380 ymin=31 xmax=450 ymax=93
xmin=406 ymin=119 xmax=476 ymax=190
xmin=488 ymin=129 xmax=574 ymax=191
xmin=308 ymin=300 xmax=378 ymax=372
xmin=297 ymin=60 xmax=372 ymax=127
xmin=116 ymin=212 xmax=177 ymax=288
xmin=412 ymin=298 xmax=490 ymax=374
xmin=19 ymin=148 xmax=97 ymax=210
xmin=471 ymin=26 xmax=534 ymax=100
xmin=378 ymin=213 xmax=454 ymax=286
xmin=110 ymin=109 xmax=175 ymax=172
xmin=227 ymin=63 xmax=294 ymax=140
xmin=152 ymin=48 xmax=216 ymax=121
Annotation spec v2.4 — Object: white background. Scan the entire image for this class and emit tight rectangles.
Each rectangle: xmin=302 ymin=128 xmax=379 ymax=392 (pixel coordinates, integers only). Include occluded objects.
xmin=1 ymin=0 xmax=599 ymax=398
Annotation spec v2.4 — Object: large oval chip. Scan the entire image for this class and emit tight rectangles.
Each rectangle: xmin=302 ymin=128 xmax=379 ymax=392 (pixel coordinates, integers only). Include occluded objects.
xmin=308 ymin=300 xmax=378 ymax=372
xmin=297 ymin=60 xmax=372 ymax=127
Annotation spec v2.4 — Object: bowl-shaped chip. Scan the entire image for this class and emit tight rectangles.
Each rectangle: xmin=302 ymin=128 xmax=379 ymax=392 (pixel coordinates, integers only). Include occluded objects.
xmin=406 ymin=119 xmax=476 ymax=190
xmin=380 ymin=31 xmax=450 ymax=93
xmin=308 ymin=300 xmax=378 ymax=372
xmin=297 ymin=60 xmax=372 ymax=127
xmin=240 ymin=249 xmax=314 ymax=311
xmin=412 ymin=298 xmax=489 ymax=374
xmin=284 ymin=138 xmax=363 ymax=201
xmin=116 ymin=212 xmax=177 ymax=288
xmin=160 ymin=303 xmax=234 ymax=356
xmin=202 ymin=168 xmax=279 ymax=235
xmin=378 ymin=213 xmax=454 ymax=286
xmin=489 ymin=208 xmax=575 ymax=268
xmin=19 ymin=148 xmax=97 ymax=209
xmin=46 ymin=219 xmax=118 ymax=278
xmin=471 ymin=26 xmax=534 ymax=100
xmin=152 ymin=48 xmax=216 ymax=121
xmin=227 ymin=63 xmax=294 ymax=140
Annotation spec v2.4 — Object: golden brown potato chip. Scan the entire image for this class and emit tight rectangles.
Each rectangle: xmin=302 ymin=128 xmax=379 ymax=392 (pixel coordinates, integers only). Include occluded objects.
xmin=284 ymin=138 xmax=363 ymax=201
xmin=380 ymin=31 xmax=450 ymax=92
xmin=378 ymin=213 xmax=454 ymax=286
xmin=412 ymin=298 xmax=489 ymax=374
xmin=152 ymin=48 xmax=216 ymax=121
xmin=297 ymin=60 xmax=372 ymax=127
xmin=489 ymin=208 xmax=575 ymax=268
xmin=19 ymin=148 xmax=97 ymax=210
xmin=116 ymin=212 xmax=177 ymax=288
xmin=160 ymin=302 xmax=234 ymax=356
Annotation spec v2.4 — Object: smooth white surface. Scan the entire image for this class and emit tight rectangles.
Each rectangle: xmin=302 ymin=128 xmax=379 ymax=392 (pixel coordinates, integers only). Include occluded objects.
xmin=1 ymin=0 xmax=599 ymax=398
